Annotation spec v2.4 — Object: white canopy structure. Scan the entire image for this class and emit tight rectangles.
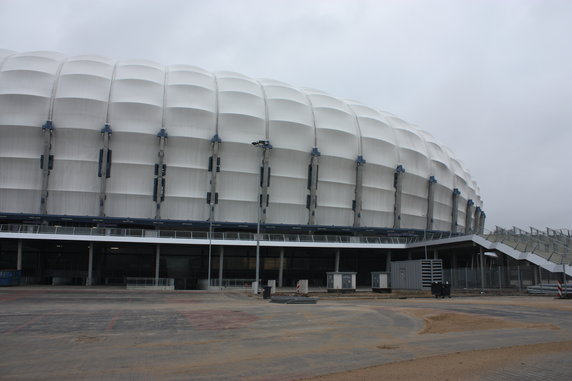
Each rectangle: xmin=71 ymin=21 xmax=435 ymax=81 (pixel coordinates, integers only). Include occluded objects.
xmin=0 ymin=49 xmax=484 ymax=233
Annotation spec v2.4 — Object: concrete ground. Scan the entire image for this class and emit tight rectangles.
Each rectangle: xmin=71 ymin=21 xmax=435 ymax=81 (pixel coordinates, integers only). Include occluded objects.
xmin=0 ymin=287 xmax=571 ymax=380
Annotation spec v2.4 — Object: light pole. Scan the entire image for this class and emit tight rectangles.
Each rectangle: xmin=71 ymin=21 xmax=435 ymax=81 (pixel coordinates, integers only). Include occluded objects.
xmin=207 ymin=204 xmax=213 ymax=289
xmin=251 ymin=140 xmax=272 ymax=293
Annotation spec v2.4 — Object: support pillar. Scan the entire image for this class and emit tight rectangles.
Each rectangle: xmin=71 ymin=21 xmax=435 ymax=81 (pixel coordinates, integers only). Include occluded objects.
xmin=517 ymin=262 xmax=522 ymax=292
xmin=207 ymin=134 xmax=222 ymax=221
xmin=353 ymin=156 xmax=366 ymax=227
xmin=473 ymin=207 xmax=482 ymax=234
xmin=40 ymin=121 xmax=54 ymax=215
xmin=98 ymin=124 xmax=113 ymax=217
xmin=433 ymin=250 xmax=438 ymax=260
xmin=386 ymin=251 xmax=392 ymax=272
xmin=307 ymin=147 xmax=320 ymax=225
xmin=278 ymin=247 xmax=284 ymax=287
xmin=17 ymin=239 xmax=22 ymax=271
xmin=155 ymin=244 xmax=160 ymax=286
xmin=393 ymin=165 xmax=405 ymax=229
xmin=86 ymin=244 xmax=93 ymax=286
xmin=218 ymin=246 xmax=224 ymax=288
xmin=451 ymin=188 xmax=460 ymax=233
xmin=259 ymin=142 xmax=272 ymax=224
xmin=154 ymin=129 xmax=168 ymax=219
xmin=334 ymin=249 xmax=340 ymax=272
xmin=479 ymin=211 xmax=486 ymax=233
xmin=479 ymin=247 xmax=485 ymax=291
xmin=465 ymin=199 xmax=474 ymax=234
xmin=426 ymin=176 xmax=437 ymax=230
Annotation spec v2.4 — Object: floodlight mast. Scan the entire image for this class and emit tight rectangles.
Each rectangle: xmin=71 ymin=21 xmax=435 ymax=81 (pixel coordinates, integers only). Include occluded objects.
xmin=251 ymin=140 xmax=272 ymax=293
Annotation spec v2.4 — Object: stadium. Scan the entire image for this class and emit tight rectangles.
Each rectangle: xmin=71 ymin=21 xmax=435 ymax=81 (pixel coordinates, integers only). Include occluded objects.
xmin=0 ymin=50 xmax=569 ymax=291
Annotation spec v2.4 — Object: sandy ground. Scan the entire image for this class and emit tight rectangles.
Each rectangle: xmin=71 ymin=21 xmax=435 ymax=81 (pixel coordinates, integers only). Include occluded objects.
xmin=303 ymin=340 xmax=572 ymax=381
xmin=1 ymin=289 xmax=571 ymax=380
xmin=302 ymin=303 xmax=571 ymax=380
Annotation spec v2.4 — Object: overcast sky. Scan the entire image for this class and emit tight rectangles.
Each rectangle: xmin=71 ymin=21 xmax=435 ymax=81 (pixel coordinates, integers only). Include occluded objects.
xmin=1 ymin=0 xmax=571 ymax=230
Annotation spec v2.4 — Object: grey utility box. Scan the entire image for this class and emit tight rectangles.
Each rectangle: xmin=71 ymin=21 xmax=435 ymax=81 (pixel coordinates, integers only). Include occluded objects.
xmin=326 ymin=272 xmax=356 ymax=292
xmin=371 ymin=272 xmax=391 ymax=293
xmin=390 ymin=259 xmax=443 ymax=290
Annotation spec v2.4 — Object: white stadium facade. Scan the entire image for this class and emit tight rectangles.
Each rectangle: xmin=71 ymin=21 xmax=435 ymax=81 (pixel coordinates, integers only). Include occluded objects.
xmin=1 ymin=50 xmax=569 ymax=291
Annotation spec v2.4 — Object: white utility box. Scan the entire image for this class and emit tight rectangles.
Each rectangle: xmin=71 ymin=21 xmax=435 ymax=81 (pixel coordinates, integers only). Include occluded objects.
xmin=371 ymin=272 xmax=391 ymax=293
xmin=326 ymin=272 xmax=356 ymax=293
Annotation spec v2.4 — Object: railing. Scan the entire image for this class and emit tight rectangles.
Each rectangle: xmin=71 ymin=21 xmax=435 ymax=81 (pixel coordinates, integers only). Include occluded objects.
xmin=481 ymin=226 xmax=572 ymax=266
xmin=0 ymin=223 xmax=461 ymax=246
xmin=125 ymin=277 xmax=174 ymax=290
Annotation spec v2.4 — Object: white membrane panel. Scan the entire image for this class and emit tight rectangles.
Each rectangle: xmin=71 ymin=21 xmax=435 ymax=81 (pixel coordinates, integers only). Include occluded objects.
xmin=0 ymin=50 xmax=483 ymax=232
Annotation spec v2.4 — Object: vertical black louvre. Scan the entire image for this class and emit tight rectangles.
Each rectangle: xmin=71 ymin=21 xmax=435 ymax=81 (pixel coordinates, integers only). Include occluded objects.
xmin=97 ymin=149 xmax=103 ymax=177
xmin=208 ymin=156 xmax=213 ymax=172
xmin=106 ymin=150 xmax=112 ymax=178
xmin=153 ymin=178 xmax=158 ymax=201
xmin=307 ymin=165 xmax=312 ymax=189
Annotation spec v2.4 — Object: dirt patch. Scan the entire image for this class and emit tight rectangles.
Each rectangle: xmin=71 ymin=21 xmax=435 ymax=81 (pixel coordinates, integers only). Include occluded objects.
xmin=398 ymin=308 xmax=558 ymax=334
xmin=180 ymin=309 xmax=258 ymax=330
xmin=72 ymin=336 xmax=102 ymax=343
xmin=301 ymin=340 xmax=572 ymax=381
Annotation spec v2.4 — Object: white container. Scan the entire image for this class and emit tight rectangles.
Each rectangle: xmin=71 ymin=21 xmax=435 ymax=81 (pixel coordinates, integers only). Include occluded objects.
xmin=296 ymin=279 xmax=308 ymax=294
xmin=267 ymin=279 xmax=276 ymax=294
xmin=326 ymin=272 xmax=356 ymax=292
xmin=371 ymin=272 xmax=391 ymax=292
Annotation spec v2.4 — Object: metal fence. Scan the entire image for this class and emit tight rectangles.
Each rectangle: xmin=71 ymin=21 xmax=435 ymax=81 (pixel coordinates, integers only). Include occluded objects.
xmin=125 ymin=277 xmax=174 ymax=290
xmin=442 ymin=265 xmax=561 ymax=291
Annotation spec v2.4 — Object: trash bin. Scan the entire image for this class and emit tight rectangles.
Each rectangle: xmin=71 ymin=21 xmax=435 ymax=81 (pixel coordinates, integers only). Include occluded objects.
xmin=431 ymin=282 xmax=442 ymax=298
xmin=262 ymin=286 xmax=272 ymax=299
xmin=431 ymin=282 xmax=451 ymax=298
xmin=442 ymin=283 xmax=451 ymax=298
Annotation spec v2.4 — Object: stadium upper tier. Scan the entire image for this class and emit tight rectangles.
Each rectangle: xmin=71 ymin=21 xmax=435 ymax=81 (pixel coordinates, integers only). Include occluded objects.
xmin=0 ymin=49 xmax=483 ymax=232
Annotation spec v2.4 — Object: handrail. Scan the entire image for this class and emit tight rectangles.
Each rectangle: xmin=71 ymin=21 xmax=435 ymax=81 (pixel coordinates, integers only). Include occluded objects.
xmin=0 ymin=223 xmax=460 ymax=246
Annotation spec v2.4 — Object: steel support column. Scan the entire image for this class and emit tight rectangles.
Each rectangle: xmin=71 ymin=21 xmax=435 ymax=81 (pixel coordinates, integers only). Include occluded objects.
xmin=155 ymin=244 xmax=160 ymax=286
xmin=353 ymin=156 xmax=366 ymax=227
xmin=393 ymin=165 xmax=405 ymax=229
xmin=218 ymin=246 xmax=224 ymax=289
xmin=479 ymin=247 xmax=485 ymax=291
xmin=86 ymin=244 xmax=93 ymax=286
xmin=278 ymin=247 xmax=284 ymax=287
xmin=479 ymin=211 xmax=486 ymax=233
xmin=473 ymin=207 xmax=482 ymax=234
xmin=307 ymin=147 xmax=320 ymax=225
xmin=259 ymin=143 xmax=272 ymax=224
xmin=334 ymin=249 xmax=340 ymax=272
xmin=40 ymin=121 xmax=54 ymax=215
xmin=386 ymin=251 xmax=392 ymax=272
xmin=98 ymin=124 xmax=112 ymax=217
xmin=451 ymin=188 xmax=460 ymax=233
xmin=17 ymin=239 xmax=22 ymax=271
xmin=208 ymin=134 xmax=222 ymax=221
xmin=154 ymin=129 xmax=168 ymax=219
xmin=426 ymin=176 xmax=437 ymax=231
xmin=465 ymin=199 xmax=474 ymax=234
